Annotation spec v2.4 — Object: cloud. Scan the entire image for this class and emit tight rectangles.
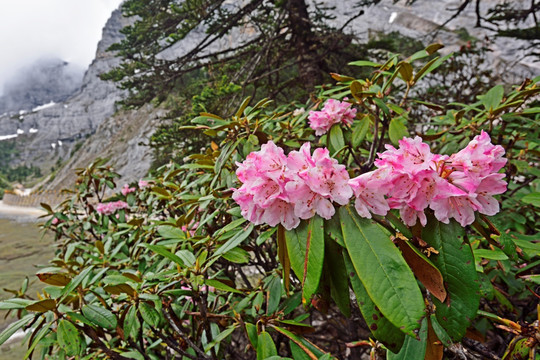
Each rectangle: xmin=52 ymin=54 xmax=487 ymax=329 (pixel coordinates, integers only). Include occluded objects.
xmin=0 ymin=0 xmax=123 ymax=95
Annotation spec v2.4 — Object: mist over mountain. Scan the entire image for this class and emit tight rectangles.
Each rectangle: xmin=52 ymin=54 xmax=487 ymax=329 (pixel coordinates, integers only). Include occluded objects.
xmin=0 ymin=58 xmax=84 ymax=114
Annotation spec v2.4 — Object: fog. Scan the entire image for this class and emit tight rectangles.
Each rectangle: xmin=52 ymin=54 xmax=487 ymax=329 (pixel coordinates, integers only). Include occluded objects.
xmin=0 ymin=0 xmax=123 ymax=96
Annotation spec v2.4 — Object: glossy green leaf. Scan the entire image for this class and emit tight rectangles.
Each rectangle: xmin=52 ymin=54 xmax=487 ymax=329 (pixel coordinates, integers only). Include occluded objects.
xmin=245 ymin=323 xmax=258 ymax=349
xmin=521 ymin=192 xmax=540 ymax=207
xmin=124 ymin=305 xmax=140 ymax=340
xmin=429 ymin=315 xmax=453 ymax=348
xmin=222 ymin=247 xmax=250 ymax=264
xmin=139 ymin=302 xmax=161 ymax=328
xmin=257 ymin=331 xmax=277 ymax=360
xmin=389 ymin=118 xmax=409 ymax=146
xmin=206 ymin=278 xmax=242 ymax=294
xmin=0 ymin=314 xmax=33 ymax=346
xmin=141 ymin=243 xmax=185 ymax=267
xmin=81 ymin=304 xmax=117 ymax=330
xmin=339 ymin=206 xmax=424 ymax=337
xmin=0 ymin=298 xmax=35 ymax=310
xmin=351 ymin=115 xmax=370 ymax=148
xmin=325 ymin=237 xmax=351 ymax=317
xmin=267 ymin=276 xmax=282 ymax=315
xmin=422 ymin=216 xmax=480 ymax=341
xmin=348 ymin=60 xmax=380 ymax=67
xmin=343 ymin=252 xmax=405 ymax=353
xmin=329 ymin=124 xmax=345 ymax=154
xmin=387 ymin=317 xmax=428 ymax=359
xmin=57 ymin=319 xmax=81 ymax=356
xmin=481 ymin=85 xmax=504 ymax=111
xmin=157 ymin=225 xmax=186 ymax=240
xmin=285 ymin=216 xmax=324 ymax=305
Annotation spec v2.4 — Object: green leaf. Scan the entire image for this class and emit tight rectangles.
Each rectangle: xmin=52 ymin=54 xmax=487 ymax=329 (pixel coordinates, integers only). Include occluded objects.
xmin=212 ymin=224 xmax=254 ymax=259
xmin=521 ymin=192 xmax=540 ymax=207
xmin=422 ymin=216 xmax=480 ymax=341
xmin=206 ymin=278 xmax=242 ymax=294
xmin=235 ymin=96 xmax=252 ymax=117
xmin=0 ymin=298 xmax=35 ymax=310
xmin=245 ymin=323 xmax=258 ymax=349
xmin=351 ymin=115 xmax=370 ymax=148
xmin=389 ymin=118 xmax=409 ymax=146
xmin=60 ymin=265 xmax=95 ymax=300
xmin=157 ymin=225 xmax=186 ymax=240
xmin=474 ymin=248 xmax=509 ymax=261
xmin=387 ymin=317 xmax=428 ymax=359
xmin=141 ymin=243 xmax=185 ymax=267
xmin=81 ymin=304 xmax=117 ymax=330
xmin=222 ymin=247 xmax=250 ymax=264
xmin=343 ymin=252 xmax=405 ymax=353
xmin=124 ymin=305 xmax=140 ymax=340
xmin=481 ymin=85 xmax=504 ymax=111
xmin=429 ymin=314 xmax=453 ymax=348
xmin=176 ymin=250 xmax=197 ymax=266
xmin=325 ymin=237 xmax=351 ymax=317
xmin=139 ymin=302 xmax=161 ymax=328
xmin=286 ymin=216 xmax=325 ymax=306
xmin=329 ymin=124 xmax=345 ymax=154
xmin=257 ymin=331 xmax=277 ymax=360
xmin=348 ymin=60 xmax=380 ymax=67
xmin=0 ymin=314 xmax=33 ymax=346
xmin=57 ymin=319 xmax=81 ymax=356
xmin=267 ymin=276 xmax=282 ymax=315
xmin=204 ymin=325 xmax=237 ymax=352
xmin=339 ymin=206 xmax=424 ymax=337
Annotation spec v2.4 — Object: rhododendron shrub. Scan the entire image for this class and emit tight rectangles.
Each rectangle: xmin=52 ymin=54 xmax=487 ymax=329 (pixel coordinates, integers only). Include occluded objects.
xmin=308 ymin=98 xmax=357 ymax=135
xmin=1 ymin=47 xmax=538 ymax=360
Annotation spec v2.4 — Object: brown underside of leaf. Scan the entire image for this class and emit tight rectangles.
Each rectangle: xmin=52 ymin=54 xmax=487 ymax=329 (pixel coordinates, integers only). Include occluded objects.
xmin=396 ymin=238 xmax=447 ymax=302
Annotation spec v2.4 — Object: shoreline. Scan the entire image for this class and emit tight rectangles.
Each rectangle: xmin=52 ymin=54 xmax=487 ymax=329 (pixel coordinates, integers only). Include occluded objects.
xmin=0 ymin=200 xmax=46 ymax=221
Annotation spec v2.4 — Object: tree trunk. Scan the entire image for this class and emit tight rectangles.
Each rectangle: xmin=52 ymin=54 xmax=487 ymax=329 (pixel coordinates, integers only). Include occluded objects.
xmin=286 ymin=0 xmax=322 ymax=90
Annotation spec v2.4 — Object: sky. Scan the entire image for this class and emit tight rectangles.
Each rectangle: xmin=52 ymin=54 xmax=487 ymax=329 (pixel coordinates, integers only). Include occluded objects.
xmin=0 ymin=0 xmax=123 ymax=94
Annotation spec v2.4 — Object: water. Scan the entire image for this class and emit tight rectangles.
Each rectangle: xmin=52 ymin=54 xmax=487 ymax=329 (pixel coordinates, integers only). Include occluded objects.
xmin=0 ymin=217 xmax=54 ymax=359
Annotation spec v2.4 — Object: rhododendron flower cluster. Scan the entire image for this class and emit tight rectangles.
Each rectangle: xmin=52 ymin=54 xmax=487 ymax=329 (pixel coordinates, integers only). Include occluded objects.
xmin=308 ymin=98 xmax=357 ymax=135
xmin=232 ymin=141 xmax=352 ymax=230
xmin=121 ymin=184 xmax=136 ymax=196
xmin=349 ymin=131 xmax=507 ymax=227
xmin=96 ymin=200 xmax=129 ymax=215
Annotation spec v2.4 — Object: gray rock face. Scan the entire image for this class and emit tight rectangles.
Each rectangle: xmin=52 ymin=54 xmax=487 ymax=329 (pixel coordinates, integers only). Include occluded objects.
xmin=321 ymin=0 xmax=539 ymax=81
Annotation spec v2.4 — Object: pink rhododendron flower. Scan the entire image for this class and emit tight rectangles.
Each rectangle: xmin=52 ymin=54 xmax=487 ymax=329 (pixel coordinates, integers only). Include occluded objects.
xmin=349 ymin=169 xmax=390 ymax=219
xmin=308 ymin=98 xmax=357 ymax=136
xmin=51 ymin=217 xmax=59 ymax=225
xmin=350 ymin=131 xmax=506 ymax=227
xmin=121 ymin=184 xmax=136 ymax=196
xmin=96 ymin=200 xmax=129 ymax=215
xmin=138 ymin=180 xmax=149 ymax=188
xmin=233 ymin=141 xmax=352 ymax=229
xmin=233 ymin=141 xmax=299 ymax=230
xmin=286 ymin=143 xmax=352 ymax=220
